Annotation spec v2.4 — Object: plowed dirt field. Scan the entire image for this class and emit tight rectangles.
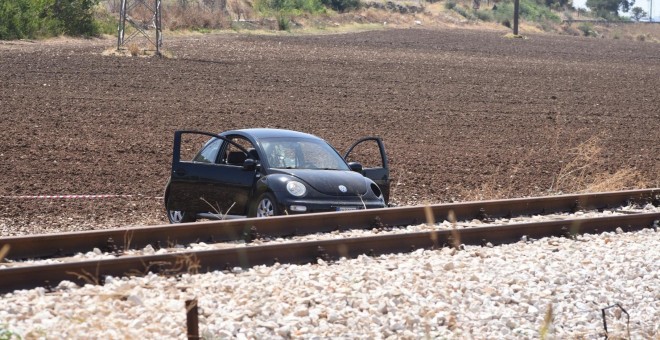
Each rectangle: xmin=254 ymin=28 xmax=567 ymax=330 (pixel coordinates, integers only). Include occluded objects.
xmin=1 ymin=29 xmax=658 ymax=234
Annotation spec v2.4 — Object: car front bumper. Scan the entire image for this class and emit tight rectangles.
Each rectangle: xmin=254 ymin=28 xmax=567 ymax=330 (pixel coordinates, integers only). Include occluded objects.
xmin=272 ymin=193 xmax=386 ymax=214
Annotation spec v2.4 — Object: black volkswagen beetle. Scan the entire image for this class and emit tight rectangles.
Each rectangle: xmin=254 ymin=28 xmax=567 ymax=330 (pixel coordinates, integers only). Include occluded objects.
xmin=164 ymin=129 xmax=390 ymax=223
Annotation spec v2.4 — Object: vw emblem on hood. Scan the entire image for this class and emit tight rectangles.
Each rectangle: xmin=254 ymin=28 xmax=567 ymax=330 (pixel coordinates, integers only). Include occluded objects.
xmin=338 ymin=185 xmax=347 ymax=193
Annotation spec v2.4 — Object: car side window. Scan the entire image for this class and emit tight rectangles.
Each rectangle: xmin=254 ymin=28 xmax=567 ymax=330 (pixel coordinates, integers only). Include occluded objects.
xmin=193 ymin=138 xmax=222 ymax=163
xmin=220 ymin=136 xmax=255 ymax=166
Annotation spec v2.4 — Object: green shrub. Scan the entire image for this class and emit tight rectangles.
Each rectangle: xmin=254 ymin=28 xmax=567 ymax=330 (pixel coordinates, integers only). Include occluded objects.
xmin=93 ymin=5 xmax=118 ymax=35
xmin=453 ymin=5 xmax=475 ymax=19
xmin=321 ymin=0 xmax=360 ymax=12
xmin=444 ymin=0 xmax=457 ymax=9
xmin=493 ymin=2 xmax=514 ymax=23
xmin=0 ymin=0 xmax=101 ymax=39
xmin=51 ymin=0 xmax=101 ymax=36
xmin=277 ymin=13 xmax=291 ymax=30
xmin=0 ymin=0 xmax=42 ymax=39
xmin=493 ymin=0 xmax=560 ymax=26
xmin=578 ymin=22 xmax=596 ymax=36
xmin=519 ymin=0 xmax=560 ymax=22
xmin=256 ymin=0 xmax=325 ymax=15
xmin=474 ymin=9 xmax=494 ymax=21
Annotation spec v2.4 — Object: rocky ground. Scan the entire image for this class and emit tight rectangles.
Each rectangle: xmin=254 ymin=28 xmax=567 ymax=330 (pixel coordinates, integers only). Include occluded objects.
xmin=0 ymin=28 xmax=659 ymax=234
xmin=2 ymin=227 xmax=658 ymax=338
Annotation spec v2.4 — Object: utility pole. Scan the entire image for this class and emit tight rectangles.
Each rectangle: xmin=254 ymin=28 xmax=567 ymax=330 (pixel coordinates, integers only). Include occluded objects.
xmin=513 ymin=0 xmax=520 ymax=35
xmin=117 ymin=0 xmax=163 ymax=55
xmin=650 ymin=0 xmax=653 ymax=22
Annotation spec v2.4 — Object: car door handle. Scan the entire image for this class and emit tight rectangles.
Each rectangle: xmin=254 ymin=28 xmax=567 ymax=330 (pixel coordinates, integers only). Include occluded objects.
xmin=174 ymin=168 xmax=186 ymax=176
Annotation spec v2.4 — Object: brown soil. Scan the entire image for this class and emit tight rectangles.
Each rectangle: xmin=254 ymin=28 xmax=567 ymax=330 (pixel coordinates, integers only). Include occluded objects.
xmin=1 ymin=29 xmax=658 ymax=235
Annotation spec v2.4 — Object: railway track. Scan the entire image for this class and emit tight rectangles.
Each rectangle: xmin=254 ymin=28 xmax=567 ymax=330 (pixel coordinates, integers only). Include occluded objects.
xmin=1 ymin=189 xmax=658 ymax=294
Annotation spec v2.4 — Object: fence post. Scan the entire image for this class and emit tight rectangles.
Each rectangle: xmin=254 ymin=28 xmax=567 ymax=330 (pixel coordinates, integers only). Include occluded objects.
xmin=186 ymin=299 xmax=199 ymax=340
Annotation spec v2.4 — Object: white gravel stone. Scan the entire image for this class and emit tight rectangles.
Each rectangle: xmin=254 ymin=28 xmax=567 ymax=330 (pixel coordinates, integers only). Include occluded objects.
xmin=1 ymin=220 xmax=659 ymax=338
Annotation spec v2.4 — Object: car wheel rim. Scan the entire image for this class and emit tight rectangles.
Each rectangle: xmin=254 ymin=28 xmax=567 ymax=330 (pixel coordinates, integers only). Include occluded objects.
xmin=169 ymin=210 xmax=185 ymax=223
xmin=257 ymin=198 xmax=274 ymax=217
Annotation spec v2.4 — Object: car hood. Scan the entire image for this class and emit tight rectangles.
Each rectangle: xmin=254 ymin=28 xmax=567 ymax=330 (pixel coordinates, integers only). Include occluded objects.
xmin=271 ymin=169 xmax=368 ymax=196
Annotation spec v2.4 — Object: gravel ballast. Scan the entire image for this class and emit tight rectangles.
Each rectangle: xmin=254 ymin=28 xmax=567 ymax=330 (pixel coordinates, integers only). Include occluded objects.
xmin=2 ymin=228 xmax=659 ymax=339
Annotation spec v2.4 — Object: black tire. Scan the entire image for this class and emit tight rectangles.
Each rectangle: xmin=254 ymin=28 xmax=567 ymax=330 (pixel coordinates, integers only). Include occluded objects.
xmin=254 ymin=192 xmax=280 ymax=218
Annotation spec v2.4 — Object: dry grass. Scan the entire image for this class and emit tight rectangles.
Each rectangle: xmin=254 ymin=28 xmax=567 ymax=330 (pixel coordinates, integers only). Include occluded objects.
xmin=228 ymin=0 xmax=255 ymax=21
xmin=564 ymin=21 xmax=660 ymax=42
xmin=166 ymin=5 xmax=232 ymax=30
xmin=128 ymin=43 xmax=141 ymax=56
xmin=447 ymin=210 xmax=461 ymax=249
xmin=102 ymin=45 xmax=171 ymax=58
xmin=67 ymin=265 xmax=102 ymax=285
xmin=201 ymin=198 xmax=236 ymax=220
xmin=611 ymin=23 xmax=660 ymax=43
xmin=168 ymin=253 xmax=202 ymax=275
xmin=551 ymin=135 xmax=646 ymax=193
xmin=123 ymin=229 xmax=135 ymax=252
xmin=0 ymin=244 xmax=9 ymax=262
xmin=539 ymin=303 xmax=554 ymax=339
xmin=461 ymin=121 xmax=648 ymax=202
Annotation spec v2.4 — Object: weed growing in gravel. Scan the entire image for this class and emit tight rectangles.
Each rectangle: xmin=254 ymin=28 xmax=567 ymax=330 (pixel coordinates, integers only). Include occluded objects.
xmin=447 ymin=210 xmax=461 ymax=249
xmin=424 ymin=205 xmax=441 ymax=247
xmin=169 ymin=253 xmax=201 ymax=275
xmin=67 ymin=266 xmax=101 ymax=286
xmin=123 ymin=229 xmax=135 ymax=252
xmin=0 ymin=326 xmax=21 ymax=340
xmin=539 ymin=303 xmax=554 ymax=339
xmin=0 ymin=244 xmax=9 ymax=262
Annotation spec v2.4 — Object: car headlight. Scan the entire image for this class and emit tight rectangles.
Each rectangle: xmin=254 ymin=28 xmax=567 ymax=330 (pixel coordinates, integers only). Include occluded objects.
xmin=286 ymin=181 xmax=307 ymax=197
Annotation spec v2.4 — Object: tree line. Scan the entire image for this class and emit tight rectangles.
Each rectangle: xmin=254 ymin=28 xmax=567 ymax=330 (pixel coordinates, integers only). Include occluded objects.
xmin=0 ymin=0 xmax=651 ymax=40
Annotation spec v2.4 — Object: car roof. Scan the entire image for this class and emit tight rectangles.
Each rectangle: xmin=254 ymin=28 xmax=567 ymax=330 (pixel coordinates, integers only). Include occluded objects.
xmin=222 ymin=128 xmax=322 ymax=141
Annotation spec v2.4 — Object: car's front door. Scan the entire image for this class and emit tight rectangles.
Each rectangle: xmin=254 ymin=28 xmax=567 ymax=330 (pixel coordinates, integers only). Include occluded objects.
xmin=344 ymin=137 xmax=390 ymax=203
xmin=167 ymin=131 xmax=258 ymax=217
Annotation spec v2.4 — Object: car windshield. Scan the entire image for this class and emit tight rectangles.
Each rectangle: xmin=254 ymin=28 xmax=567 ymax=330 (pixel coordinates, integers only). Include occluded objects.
xmin=258 ymin=137 xmax=350 ymax=170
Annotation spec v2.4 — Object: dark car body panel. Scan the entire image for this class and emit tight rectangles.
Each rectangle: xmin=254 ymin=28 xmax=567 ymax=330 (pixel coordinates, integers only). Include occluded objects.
xmin=269 ymin=169 xmax=369 ymax=196
xmin=165 ymin=128 xmax=390 ymax=219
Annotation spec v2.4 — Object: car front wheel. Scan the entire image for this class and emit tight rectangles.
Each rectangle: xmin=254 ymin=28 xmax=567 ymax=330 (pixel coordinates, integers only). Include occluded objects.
xmin=255 ymin=193 xmax=280 ymax=217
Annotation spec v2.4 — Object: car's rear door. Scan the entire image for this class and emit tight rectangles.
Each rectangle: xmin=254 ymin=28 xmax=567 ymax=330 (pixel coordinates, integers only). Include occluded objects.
xmin=344 ymin=137 xmax=390 ymax=203
xmin=167 ymin=131 xmax=257 ymax=216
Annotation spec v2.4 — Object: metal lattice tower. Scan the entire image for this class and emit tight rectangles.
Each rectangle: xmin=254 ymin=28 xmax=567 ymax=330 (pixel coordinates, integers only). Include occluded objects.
xmin=117 ymin=0 xmax=163 ymax=55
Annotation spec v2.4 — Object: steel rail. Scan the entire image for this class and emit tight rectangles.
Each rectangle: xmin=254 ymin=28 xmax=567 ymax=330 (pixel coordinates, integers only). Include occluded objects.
xmin=1 ymin=212 xmax=658 ymax=293
xmin=1 ymin=189 xmax=658 ymax=260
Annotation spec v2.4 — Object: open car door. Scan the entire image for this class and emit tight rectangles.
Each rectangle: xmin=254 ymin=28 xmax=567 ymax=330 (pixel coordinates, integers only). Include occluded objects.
xmin=166 ymin=130 xmax=257 ymax=217
xmin=344 ymin=137 xmax=390 ymax=204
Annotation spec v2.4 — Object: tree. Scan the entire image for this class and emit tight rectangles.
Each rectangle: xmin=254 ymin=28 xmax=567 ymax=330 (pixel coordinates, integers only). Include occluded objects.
xmin=0 ymin=0 xmax=40 ymax=39
xmin=586 ymin=0 xmax=635 ymax=17
xmin=630 ymin=6 xmax=647 ymax=20
xmin=50 ymin=0 xmax=100 ymax=36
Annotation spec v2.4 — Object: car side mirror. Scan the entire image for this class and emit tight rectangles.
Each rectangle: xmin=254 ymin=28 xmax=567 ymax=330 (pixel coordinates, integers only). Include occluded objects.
xmin=243 ymin=158 xmax=258 ymax=171
xmin=348 ymin=162 xmax=363 ymax=173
